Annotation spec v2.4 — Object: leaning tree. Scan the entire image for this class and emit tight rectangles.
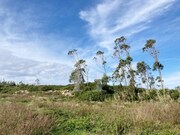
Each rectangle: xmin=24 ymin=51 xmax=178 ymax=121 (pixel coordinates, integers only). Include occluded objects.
xmin=136 ymin=61 xmax=151 ymax=89
xmin=95 ymin=50 xmax=107 ymax=75
xmin=142 ymin=39 xmax=164 ymax=90
xmin=93 ymin=50 xmax=109 ymax=90
xmin=68 ymin=49 xmax=86 ymax=91
xmin=114 ymin=36 xmax=136 ymax=99
xmin=113 ymin=36 xmax=128 ymax=86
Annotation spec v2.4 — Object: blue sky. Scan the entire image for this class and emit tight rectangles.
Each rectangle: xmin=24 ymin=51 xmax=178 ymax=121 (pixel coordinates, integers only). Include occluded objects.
xmin=0 ymin=0 xmax=179 ymax=88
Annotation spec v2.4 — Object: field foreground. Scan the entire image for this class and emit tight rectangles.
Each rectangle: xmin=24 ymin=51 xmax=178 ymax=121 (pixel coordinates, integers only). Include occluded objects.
xmin=0 ymin=92 xmax=180 ymax=135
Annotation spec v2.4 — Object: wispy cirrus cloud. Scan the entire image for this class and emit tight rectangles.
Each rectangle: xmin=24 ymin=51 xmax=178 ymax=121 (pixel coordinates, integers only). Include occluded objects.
xmin=0 ymin=49 xmax=72 ymax=84
xmin=0 ymin=1 xmax=75 ymax=84
xmin=0 ymin=0 xmax=179 ymax=88
xmin=164 ymin=71 xmax=180 ymax=88
xmin=80 ymin=0 xmax=176 ymax=50
xmin=79 ymin=0 xmax=180 ymax=88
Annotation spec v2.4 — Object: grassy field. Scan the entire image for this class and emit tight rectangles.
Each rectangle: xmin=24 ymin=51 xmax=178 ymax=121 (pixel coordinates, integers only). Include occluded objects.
xmin=0 ymin=89 xmax=180 ymax=135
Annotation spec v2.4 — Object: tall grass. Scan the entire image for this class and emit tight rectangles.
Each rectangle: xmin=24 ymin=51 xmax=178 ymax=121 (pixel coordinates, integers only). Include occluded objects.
xmin=130 ymin=101 xmax=180 ymax=125
xmin=0 ymin=91 xmax=180 ymax=134
xmin=0 ymin=103 xmax=54 ymax=135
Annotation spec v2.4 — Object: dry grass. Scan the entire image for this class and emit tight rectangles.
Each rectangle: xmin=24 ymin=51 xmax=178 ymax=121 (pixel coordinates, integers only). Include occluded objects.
xmin=0 ymin=93 xmax=180 ymax=134
xmin=129 ymin=101 xmax=180 ymax=125
xmin=34 ymin=97 xmax=180 ymax=124
xmin=0 ymin=103 xmax=54 ymax=135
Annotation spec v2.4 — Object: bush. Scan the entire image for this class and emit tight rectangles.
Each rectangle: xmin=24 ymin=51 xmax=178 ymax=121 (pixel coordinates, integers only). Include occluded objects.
xmin=0 ymin=85 xmax=19 ymax=93
xmin=135 ymin=87 xmax=145 ymax=93
xmin=83 ymin=82 xmax=97 ymax=91
xmin=158 ymin=89 xmax=168 ymax=96
xmin=41 ymin=86 xmax=55 ymax=91
xmin=76 ymin=90 xmax=112 ymax=102
xmin=148 ymin=89 xmax=157 ymax=100
xmin=139 ymin=90 xmax=157 ymax=101
xmin=169 ymin=90 xmax=179 ymax=100
xmin=59 ymin=84 xmax=74 ymax=91
xmin=102 ymin=85 xmax=114 ymax=94
xmin=28 ymin=85 xmax=39 ymax=92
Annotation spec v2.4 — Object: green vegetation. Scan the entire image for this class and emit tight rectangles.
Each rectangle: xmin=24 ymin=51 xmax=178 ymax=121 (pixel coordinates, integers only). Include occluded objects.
xmin=0 ymin=82 xmax=180 ymax=135
xmin=0 ymin=37 xmax=179 ymax=134
xmin=67 ymin=37 xmax=166 ymax=100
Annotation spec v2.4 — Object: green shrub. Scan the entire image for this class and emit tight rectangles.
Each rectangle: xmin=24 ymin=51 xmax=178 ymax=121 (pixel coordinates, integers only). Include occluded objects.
xmin=138 ymin=90 xmax=157 ymax=101
xmin=0 ymin=85 xmax=4 ymax=92
xmin=169 ymin=90 xmax=179 ymax=100
xmin=135 ymin=87 xmax=145 ymax=93
xmin=149 ymin=89 xmax=157 ymax=100
xmin=41 ymin=86 xmax=55 ymax=91
xmin=49 ymin=109 xmax=119 ymax=135
xmin=76 ymin=90 xmax=112 ymax=102
xmin=83 ymin=82 xmax=96 ymax=91
xmin=159 ymin=89 xmax=168 ymax=96
xmin=58 ymin=84 xmax=74 ymax=91
xmin=28 ymin=85 xmax=39 ymax=92
xmin=0 ymin=85 xmax=19 ymax=93
xmin=102 ymin=85 xmax=114 ymax=94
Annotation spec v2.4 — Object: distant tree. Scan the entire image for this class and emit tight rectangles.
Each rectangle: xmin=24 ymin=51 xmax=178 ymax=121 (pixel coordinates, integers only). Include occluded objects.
xmin=114 ymin=36 xmax=136 ymax=98
xmin=19 ymin=81 xmax=24 ymax=85
xmin=9 ymin=81 xmax=16 ymax=86
xmin=94 ymin=50 xmax=109 ymax=90
xmin=113 ymin=37 xmax=128 ymax=86
xmin=68 ymin=49 xmax=86 ymax=91
xmin=35 ymin=78 xmax=40 ymax=86
xmin=75 ymin=59 xmax=87 ymax=88
xmin=69 ymin=66 xmax=85 ymax=88
xmin=143 ymin=39 xmax=164 ymax=90
xmin=84 ymin=64 xmax=89 ymax=87
xmin=136 ymin=61 xmax=151 ymax=89
xmin=0 ymin=80 xmax=16 ymax=86
xmin=175 ymin=86 xmax=180 ymax=90
xmin=95 ymin=50 xmax=107 ymax=74
xmin=148 ymin=73 xmax=155 ymax=89
xmin=1 ymin=79 xmax=6 ymax=85
xmin=68 ymin=49 xmax=78 ymax=61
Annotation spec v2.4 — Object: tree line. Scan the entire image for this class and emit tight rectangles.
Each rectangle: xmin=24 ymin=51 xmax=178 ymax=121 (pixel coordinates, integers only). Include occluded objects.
xmin=68 ymin=36 xmax=165 ymax=97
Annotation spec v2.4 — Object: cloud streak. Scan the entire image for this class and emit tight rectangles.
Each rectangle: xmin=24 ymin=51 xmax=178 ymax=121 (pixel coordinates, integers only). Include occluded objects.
xmin=0 ymin=0 xmax=179 ymax=88
xmin=164 ymin=72 xmax=180 ymax=88
xmin=0 ymin=1 xmax=74 ymax=84
xmin=0 ymin=49 xmax=72 ymax=84
xmin=80 ymin=0 xmax=176 ymax=50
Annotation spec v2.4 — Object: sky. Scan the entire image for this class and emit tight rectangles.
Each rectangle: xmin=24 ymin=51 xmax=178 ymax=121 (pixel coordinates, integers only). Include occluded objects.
xmin=0 ymin=0 xmax=179 ymax=88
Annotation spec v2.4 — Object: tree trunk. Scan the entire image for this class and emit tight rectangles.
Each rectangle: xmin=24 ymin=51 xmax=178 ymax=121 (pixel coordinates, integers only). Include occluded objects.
xmin=158 ymin=69 xmax=163 ymax=89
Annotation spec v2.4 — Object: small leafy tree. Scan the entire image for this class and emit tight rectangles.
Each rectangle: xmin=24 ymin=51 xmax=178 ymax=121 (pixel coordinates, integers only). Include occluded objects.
xmin=69 ymin=60 xmax=86 ymax=83
xmin=148 ymin=73 xmax=156 ymax=89
xmin=112 ymin=60 xmax=127 ymax=86
xmin=136 ymin=61 xmax=151 ymax=89
xmin=113 ymin=37 xmax=128 ymax=86
xmin=35 ymin=78 xmax=40 ymax=86
xmin=68 ymin=49 xmax=78 ymax=61
xmin=94 ymin=50 xmax=109 ymax=90
xmin=68 ymin=49 xmax=86 ymax=91
xmin=84 ymin=64 xmax=89 ymax=87
xmin=143 ymin=39 xmax=164 ymax=90
xmin=175 ymin=86 xmax=180 ymax=90
xmin=114 ymin=36 xmax=136 ymax=98
xmin=95 ymin=50 xmax=107 ymax=75
xmin=68 ymin=49 xmax=78 ymax=88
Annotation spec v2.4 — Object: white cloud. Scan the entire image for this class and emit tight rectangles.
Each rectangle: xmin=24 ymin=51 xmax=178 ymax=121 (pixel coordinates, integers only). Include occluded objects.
xmin=0 ymin=1 xmax=75 ymax=84
xmin=80 ymin=0 xmax=176 ymax=50
xmin=79 ymin=0 xmax=180 ymax=89
xmin=0 ymin=49 xmax=72 ymax=84
xmin=0 ymin=0 xmax=178 ymax=88
xmin=164 ymin=72 xmax=180 ymax=88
